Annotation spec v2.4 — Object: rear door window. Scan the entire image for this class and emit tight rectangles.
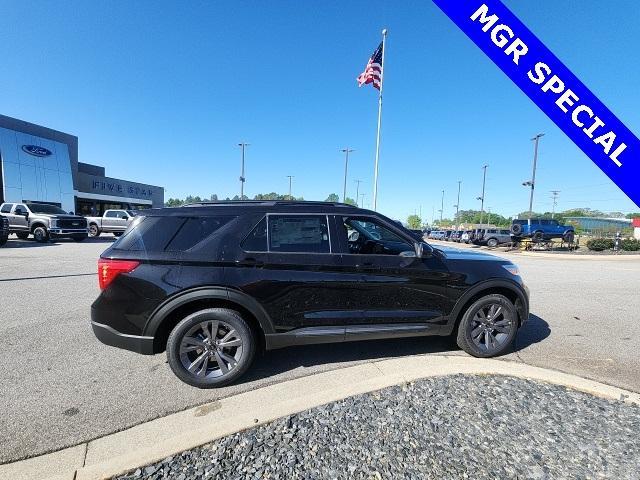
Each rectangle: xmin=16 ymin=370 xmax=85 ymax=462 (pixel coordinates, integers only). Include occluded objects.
xmin=268 ymin=215 xmax=330 ymax=253
xmin=241 ymin=217 xmax=268 ymax=252
xmin=1 ymin=204 xmax=13 ymax=213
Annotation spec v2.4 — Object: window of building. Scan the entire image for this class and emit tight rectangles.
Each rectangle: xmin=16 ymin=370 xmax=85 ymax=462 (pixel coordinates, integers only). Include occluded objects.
xmin=268 ymin=215 xmax=330 ymax=253
xmin=241 ymin=217 xmax=268 ymax=251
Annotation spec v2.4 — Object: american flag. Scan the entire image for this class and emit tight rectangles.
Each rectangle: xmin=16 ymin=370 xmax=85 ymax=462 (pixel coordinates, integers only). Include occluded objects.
xmin=357 ymin=41 xmax=383 ymax=90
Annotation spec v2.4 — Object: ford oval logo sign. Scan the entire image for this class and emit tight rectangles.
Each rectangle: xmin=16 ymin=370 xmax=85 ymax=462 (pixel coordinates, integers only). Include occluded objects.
xmin=22 ymin=145 xmax=52 ymax=157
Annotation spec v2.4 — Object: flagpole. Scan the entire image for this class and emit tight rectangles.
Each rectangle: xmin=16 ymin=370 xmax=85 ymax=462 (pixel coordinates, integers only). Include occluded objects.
xmin=372 ymin=28 xmax=387 ymax=211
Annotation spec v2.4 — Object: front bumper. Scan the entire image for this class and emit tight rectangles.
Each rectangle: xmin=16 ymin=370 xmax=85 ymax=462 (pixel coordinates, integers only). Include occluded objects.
xmin=91 ymin=320 xmax=155 ymax=354
xmin=50 ymin=228 xmax=88 ymax=236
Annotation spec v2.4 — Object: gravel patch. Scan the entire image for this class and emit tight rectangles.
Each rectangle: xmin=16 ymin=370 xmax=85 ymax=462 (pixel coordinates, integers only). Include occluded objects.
xmin=115 ymin=374 xmax=640 ymax=480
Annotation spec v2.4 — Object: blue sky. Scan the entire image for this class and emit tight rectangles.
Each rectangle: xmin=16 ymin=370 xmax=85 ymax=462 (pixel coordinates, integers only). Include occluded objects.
xmin=1 ymin=1 xmax=639 ymax=221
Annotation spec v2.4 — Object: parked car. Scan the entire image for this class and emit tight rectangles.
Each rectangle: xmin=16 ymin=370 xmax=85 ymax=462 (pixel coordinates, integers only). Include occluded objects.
xmin=91 ymin=201 xmax=529 ymax=388
xmin=461 ymin=230 xmax=474 ymax=244
xmin=429 ymin=230 xmax=446 ymax=240
xmin=443 ymin=230 xmax=454 ymax=241
xmin=511 ymin=218 xmax=575 ymax=243
xmin=476 ymin=229 xmax=512 ymax=247
xmin=0 ymin=202 xmax=88 ymax=242
xmin=85 ymin=209 xmax=137 ymax=237
xmin=0 ymin=215 xmax=9 ymax=247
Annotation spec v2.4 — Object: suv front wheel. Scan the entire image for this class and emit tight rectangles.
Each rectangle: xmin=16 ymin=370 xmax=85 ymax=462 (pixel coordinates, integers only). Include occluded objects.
xmin=456 ymin=294 xmax=517 ymax=358
xmin=166 ymin=308 xmax=256 ymax=388
xmin=33 ymin=226 xmax=50 ymax=243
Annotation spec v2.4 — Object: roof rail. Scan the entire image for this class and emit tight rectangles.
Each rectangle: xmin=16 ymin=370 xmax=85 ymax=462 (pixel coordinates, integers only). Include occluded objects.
xmin=181 ymin=200 xmax=355 ymax=208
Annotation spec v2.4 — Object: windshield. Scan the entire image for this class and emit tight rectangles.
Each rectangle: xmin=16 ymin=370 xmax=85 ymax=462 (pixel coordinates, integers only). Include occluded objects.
xmin=26 ymin=204 xmax=68 ymax=215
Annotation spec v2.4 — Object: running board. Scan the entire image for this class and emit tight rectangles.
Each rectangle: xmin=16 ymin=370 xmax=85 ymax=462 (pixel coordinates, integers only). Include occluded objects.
xmin=265 ymin=323 xmax=433 ymax=350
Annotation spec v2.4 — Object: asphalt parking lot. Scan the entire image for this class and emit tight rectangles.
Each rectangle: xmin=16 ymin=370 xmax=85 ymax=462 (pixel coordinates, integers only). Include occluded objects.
xmin=1 ymin=236 xmax=639 ymax=464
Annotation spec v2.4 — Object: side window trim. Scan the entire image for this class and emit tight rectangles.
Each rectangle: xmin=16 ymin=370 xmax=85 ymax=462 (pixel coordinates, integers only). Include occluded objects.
xmin=265 ymin=213 xmax=332 ymax=254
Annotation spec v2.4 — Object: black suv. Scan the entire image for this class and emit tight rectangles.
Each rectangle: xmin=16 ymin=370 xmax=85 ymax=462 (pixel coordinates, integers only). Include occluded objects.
xmin=92 ymin=201 xmax=529 ymax=388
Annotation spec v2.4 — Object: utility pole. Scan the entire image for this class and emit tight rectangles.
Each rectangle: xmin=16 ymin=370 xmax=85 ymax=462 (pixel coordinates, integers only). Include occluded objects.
xmin=341 ymin=148 xmax=354 ymax=203
xmin=238 ymin=142 xmax=250 ymax=198
xmin=286 ymin=175 xmax=294 ymax=200
xmin=550 ymin=190 xmax=560 ymax=218
xmin=454 ymin=180 xmax=462 ymax=223
xmin=487 ymin=207 xmax=492 ymax=226
xmin=354 ymin=180 xmax=363 ymax=207
xmin=439 ymin=190 xmax=445 ymax=222
xmin=523 ymin=133 xmax=544 ymax=218
xmin=477 ymin=165 xmax=488 ymax=226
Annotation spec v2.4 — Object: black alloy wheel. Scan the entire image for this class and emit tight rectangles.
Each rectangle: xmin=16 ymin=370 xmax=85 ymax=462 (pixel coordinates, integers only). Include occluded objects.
xmin=532 ymin=231 xmax=544 ymax=242
xmin=166 ymin=308 xmax=256 ymax=388
xmin=510 ymin=223 xmax=522 ymax=235
xmin=457 ymin=294 xmax=518 ymax=358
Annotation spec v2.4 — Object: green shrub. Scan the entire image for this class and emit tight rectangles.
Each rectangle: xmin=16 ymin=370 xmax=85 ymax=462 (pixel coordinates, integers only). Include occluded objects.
xmin=586 ymin=238 xmax=614 ymax=251
xmin=621 ymin=238 xmax=640 ymax=251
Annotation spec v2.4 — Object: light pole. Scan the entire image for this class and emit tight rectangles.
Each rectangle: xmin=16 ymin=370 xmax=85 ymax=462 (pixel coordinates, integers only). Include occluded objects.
xmin=454 ymin=180 xmax=462 ymax=224
xmin=354 ymin=180 xmax=363 ymax=207
xmin=477 ymin=164 xmax=488 ymax=226
xmin=286 ymin=175 xmax=294 ymax=200
xmin=550 ymin=190 xmax=560 ymax=218
xmin=341 ymin=148 xmax=354 ymax=203
xmin=523 ymin=133 xmax=544 ymax=218
xmin=487 ymin=207 xmax=492 ymax=226
xmin=238 ymin=142 xmax=250 ymax=198
xmin=440 ymin=190 xmax=445 ymax=222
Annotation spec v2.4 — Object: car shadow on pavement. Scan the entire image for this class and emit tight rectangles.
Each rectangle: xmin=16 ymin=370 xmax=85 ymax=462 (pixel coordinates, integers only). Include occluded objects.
xmin=241 ymin=314 xmax=551 ymax=385
xmin=513 ymin=313 xmax=551 ymax=352
xmin=2 ymin=239 xmax=60 ymax=248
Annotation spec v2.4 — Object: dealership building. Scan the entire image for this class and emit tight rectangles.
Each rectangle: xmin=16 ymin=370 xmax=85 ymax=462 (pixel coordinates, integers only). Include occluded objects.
xmin=0 ymin=114 xmax=164 ymax=215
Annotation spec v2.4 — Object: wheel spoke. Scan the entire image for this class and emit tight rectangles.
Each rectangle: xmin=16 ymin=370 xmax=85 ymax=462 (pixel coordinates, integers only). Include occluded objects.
xmin=219 ymin=338 xmax=242 ymax=348
xmin=197 ymin=356 xmax=209 ymax=377
xmin=220 ymin=329 xmax=237 ymax=343
xmin=213 ymin=351 xmax=229 ymax=374
xmin=187 ymin=352 xmax=208 ymax=373
xmin=493 ymin=324 xmax=511 ymax=334
xmin=493 ymin=318 xmax=511 ymax=326
xmin=490 ymin=305 xmax=502 ymax=320
xmin=218 ymin=350 xmax=237 ymax=366
xmin=471 ymin=325 xmax=484 ymax=339
xmin=483 ymin=330 xmax=491 ymax=349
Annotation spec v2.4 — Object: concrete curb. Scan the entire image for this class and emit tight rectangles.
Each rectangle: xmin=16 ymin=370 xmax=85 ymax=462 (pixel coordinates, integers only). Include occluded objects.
xmin=3 ymin=355 xmax=639 ymax=480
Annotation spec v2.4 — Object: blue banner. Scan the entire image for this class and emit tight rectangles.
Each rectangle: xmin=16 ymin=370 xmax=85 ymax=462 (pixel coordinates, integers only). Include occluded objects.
xmin=432 ymin=0 xmax=640 ymax=208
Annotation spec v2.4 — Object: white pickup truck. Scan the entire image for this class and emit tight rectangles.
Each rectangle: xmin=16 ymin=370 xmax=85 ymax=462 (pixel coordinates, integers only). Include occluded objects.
xmin=85 ymin=209 xmax=137 ymax=237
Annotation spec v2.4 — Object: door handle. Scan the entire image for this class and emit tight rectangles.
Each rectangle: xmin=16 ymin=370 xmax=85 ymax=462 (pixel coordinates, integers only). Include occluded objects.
xmin=236 ymin=258 xmax=264 ymax=267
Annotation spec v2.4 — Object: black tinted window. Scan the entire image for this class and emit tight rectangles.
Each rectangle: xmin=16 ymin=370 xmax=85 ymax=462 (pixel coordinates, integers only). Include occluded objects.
xmin=0 ymin=204 xmax=13 ymax=213
xmin=114 ymin=217 xmax=185 ymax=252
xmin=165 ymin=216 xmax=234 ymax=251
xmin=268 ymin=215 xmax=329 ymax=253
xmin=26 ymin=203 xmax=66 ymax=214
xmin=242 ymin=217 xmax=267 ymax=251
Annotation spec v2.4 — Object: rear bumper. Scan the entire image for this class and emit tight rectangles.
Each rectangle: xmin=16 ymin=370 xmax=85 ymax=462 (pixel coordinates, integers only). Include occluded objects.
xmin=91 ymin=320 xmax=155 ymax=355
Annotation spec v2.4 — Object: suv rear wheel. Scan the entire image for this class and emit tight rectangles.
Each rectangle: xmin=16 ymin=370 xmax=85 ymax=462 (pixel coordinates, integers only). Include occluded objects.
xmin=486 ymin=238 xmax=498 ymax=248
xmin=532 ymin=231 xmax=544 ymax=242
xmin=456 ymin=294 xmax=517 ymax=358
xmin=166 ymin=308 xmax=256 ymax=388
xmin=88 ymin=224 xmax=100 ymax=237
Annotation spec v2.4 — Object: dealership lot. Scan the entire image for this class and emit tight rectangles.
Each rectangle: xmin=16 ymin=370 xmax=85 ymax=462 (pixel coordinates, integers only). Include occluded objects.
xmin=1 ymin=237 xmax=639 ymax=464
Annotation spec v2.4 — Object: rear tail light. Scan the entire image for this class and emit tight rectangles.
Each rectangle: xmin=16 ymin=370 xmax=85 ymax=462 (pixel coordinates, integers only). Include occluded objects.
xmin=98 ymin=259 xmax=140 ymax=290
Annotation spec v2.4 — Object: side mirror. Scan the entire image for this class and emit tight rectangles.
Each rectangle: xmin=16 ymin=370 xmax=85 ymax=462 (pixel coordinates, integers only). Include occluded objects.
xmin=414 ymin=242 xmax=433 ymax=258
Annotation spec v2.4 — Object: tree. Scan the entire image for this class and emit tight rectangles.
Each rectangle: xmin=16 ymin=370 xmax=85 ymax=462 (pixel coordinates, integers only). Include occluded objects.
xmin=344 ymin=197 xmax=357 ymax=206
xmin=626 ymin=212 xmax=640 ymax=219
xmin=210 ymin=194 xmax=218 ymax=201
xmin=407 ymin=215 xmax=422 ymax=229
xmin=325 ymin=193 xmax=339 ymax=202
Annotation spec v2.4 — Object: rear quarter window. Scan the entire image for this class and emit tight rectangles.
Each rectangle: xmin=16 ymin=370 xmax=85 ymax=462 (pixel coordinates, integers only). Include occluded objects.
xmin=114 ymin=216 xmax=235 ymax=252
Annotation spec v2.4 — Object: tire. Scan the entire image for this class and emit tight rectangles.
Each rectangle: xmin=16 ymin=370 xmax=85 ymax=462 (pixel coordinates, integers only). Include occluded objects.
xmin=72 ymin=234 xmax=88 ymax=242
xmin=0 ymin=236 xmax=7 ymax=247
xmin=456 ymin=294 xmax=518 ymax=358
xmin=532 ymin=231 xmax=544 ymax=242
xmin=16 ymin=232 xmax=29 ymax=240
xmin=510 ymin=223 xmax=522 ymax=235
xmin=33 ymin=226 xmax=50 ymax=243
xmin=563 ymin=231 xmax=575 ymax=243
xmin=486 ymin=238 xmax=498 ymax=248
xmin=166 ymin=308 xmax=256 ymax=388
xmin=88 ymin=224 xmax=100 ymax=237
